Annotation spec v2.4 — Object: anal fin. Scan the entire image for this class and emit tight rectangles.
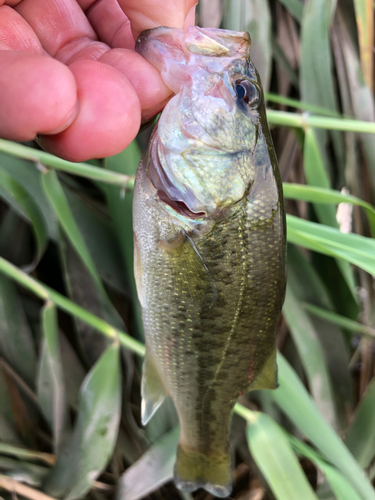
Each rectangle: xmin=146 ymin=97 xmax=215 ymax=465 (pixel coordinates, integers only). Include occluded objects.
xmin=249 ymin=348 xmax=278 ymax=391
xmin=141 ymin=348 xmax=168 ymax=425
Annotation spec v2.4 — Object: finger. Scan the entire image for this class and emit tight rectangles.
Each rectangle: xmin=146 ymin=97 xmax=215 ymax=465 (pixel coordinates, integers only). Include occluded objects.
xmin=183 ymin=4 xmax=196 ymax=29
xmin=38 ymin=59 xmax=141 ymax=162
xmin=98 ymin=48 xmax=171 ymax=118
xmin=78 ymin=0 xmax=135 ymax=49
xmin=0 ymin=51 xmax=78 ymax=141
xmin=14 ymin=0 xmax=108 ymax=60
xmin=0 ymin=5 xmax=43 ymax=53
xmin=117 ymin=0 xmax=198 ymax=39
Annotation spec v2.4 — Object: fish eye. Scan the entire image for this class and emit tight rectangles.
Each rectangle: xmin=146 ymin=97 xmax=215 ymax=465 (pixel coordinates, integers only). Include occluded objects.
xmin=235 ymin=79 xmax=260 ymax=109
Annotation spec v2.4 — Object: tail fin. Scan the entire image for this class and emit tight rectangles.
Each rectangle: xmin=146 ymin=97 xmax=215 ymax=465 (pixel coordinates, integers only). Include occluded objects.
xmin=174 ymin=444 xmax=232 ymax=497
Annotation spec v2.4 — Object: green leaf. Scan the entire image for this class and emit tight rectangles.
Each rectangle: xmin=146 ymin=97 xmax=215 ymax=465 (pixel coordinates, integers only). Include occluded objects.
xmin=300 ymin=0 xmax=344 ymax=165
xmin=41 ymin=170 xmax=132 ymax=358
xmin=278 ymin=0 xmax=303 ymax=21
xmin=271 ymin=353 xmax=375 ymax=500
xmin=0 ymin=257 xmax=145 ymax=358
xmin=54 ymin=204 xmax=141 ymax=452
xmin=0 ymin=152 xmax=57 ymax=240
xmin=270 ymin=41 xmax=300 ymax=90
xmin=283 ymin=183 xmax=375 ymax=237
xmin=304 ymin=303 xmax=375 ymax=339
xmin=245 ymin=411 xmax=319 ymax=500
xmin=103 ymin=143 xmax=142 ymax=329
xmin=265 ymin=93 xmax=340 ymax=117
xmin=287 ymin=244 xmax=353 ymax=428
xmin=353 ymin=0 xmax=373 ymax=93
xmin=0 ymin=275 xmax=37 ymax=385
xmin=303 ymin=128 xmax=356 ymax=293
xmin=0 ymin=370 xmax=23 ymax=445
xmin=289 ymin=436 xmax=363 ymax=500
xmin=334 ymin=11 xmax=375 ymax=197
xmin=41 ymin=171 xmax=102 ymax=291
xmin=283 ymin=283 xmax=338 ymax=428
xmin=44 ymin=342 xmax=121 ymax=499
xmin=59 ymin=333 xmax=86 ymax=411
xmin=286 ymin=214 xmax=375 ymax=275
xmin=63 ymin=188 xmax=128 ymax=295
xmin=117 ymin=427 xmax=179 ymax=500
xmin=302 ymin=128 xmax=338 ymax=226
xmin=0 ymin=168 xmax=48 ymax=270
xmin=344 ymin=379 xmax=375 ymax=468
xmin=0 ymin=139 xmax=131 ymax=187
xmin=37 ymin=302 xmax=68 ymax=453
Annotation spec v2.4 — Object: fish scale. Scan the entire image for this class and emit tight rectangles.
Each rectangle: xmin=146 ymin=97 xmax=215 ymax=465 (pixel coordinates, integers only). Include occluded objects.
xmin=133 ymin=25 xmax=286 ymax=497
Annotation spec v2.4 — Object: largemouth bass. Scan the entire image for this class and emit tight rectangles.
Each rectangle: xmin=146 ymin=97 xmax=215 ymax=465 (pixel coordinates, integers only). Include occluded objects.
xmin=133 ymin=26 xmax=286 ymax=497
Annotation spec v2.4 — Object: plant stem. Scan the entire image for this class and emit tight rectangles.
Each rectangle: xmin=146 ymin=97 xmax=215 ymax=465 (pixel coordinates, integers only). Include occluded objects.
xmin=0 ymin=258 xmax=145 ymax=357
xmin=265 ymin=93 xmax=341 ymax=118
xmin=267 ymin=110 xmax=375 ymax=133
xmin=0 ymin=139 xmax=133 ymax=187
xmin=304 ymin=302 xmax=375 ymax=338
xmin=0 ymin=475 xmax=56 ymax=500
xmin=0 ymin=443 xmax=55 ymax=466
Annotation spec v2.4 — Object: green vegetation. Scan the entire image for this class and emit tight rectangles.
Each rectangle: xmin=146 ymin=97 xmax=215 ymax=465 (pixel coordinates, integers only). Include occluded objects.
xmin=1 ymin=0 xmax=375 ymax=499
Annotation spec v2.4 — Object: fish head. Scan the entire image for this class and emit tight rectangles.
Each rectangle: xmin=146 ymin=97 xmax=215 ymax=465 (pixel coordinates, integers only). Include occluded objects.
xmin=136 ymin=26 xmax=267 ymax=219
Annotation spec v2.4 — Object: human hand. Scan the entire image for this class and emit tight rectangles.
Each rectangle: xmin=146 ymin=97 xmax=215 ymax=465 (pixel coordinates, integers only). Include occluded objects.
xmin=0 ymin=0 xmax=196 ymax=161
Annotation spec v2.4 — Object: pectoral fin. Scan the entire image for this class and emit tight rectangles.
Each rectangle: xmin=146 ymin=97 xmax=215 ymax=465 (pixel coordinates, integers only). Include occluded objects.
xmin=141 ymin=348 xmax=168 ymax=425
xmin=134 ymin=235 xmax=144 ymax=307
xmin=249 ymin=349 xmax=278 ymax=391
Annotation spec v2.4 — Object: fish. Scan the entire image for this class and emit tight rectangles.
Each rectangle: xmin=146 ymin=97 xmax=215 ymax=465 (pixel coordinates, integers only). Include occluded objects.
xmin=133 ymin=26 xmax=286 ymax=498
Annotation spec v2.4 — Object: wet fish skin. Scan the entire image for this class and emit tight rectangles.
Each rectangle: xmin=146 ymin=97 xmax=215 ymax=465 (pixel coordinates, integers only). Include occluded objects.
xmin=133 ymin=26 xmax=286 ymax=497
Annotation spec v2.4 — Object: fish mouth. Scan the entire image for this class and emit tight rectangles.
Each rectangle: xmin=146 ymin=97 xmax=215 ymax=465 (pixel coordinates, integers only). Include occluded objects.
xmin=135 ymin=26 xmax=251 ymax=94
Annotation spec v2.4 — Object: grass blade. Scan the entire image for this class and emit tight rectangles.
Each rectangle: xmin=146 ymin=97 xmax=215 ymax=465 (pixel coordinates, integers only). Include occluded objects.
xmin=344 ymin=379 xmax=375 ymax=468
xmin=271 ymin=353 xmax=375 ymax=500
xmin=37 ymin=302 xmax=68 ymax=454
xmin=278 ymin=0 xmax=303 ymax=21
xmin=302 ymin=128 xmax=356 ymax=295
xmin=283 ymin=283 xmax=337 ymax=428
xmin=245 ymin=411 xmax=319 ymax=500
xmin=265 ymin=93 xmax=340 ymax=117
xmin=300 ymin=0 xmax=343 ymax=165
xmin=0 ymin=275 xmax=37 ymax=385
xmin=266 ymin=110 xmax=375 ymax=133
xmin=41 ymin=170 xmax=102 ymax=290
xmin=0 ymin=139 xmax=131 ymax=187
xmin=283 ymin=183 xmax=375 ymax=237
xmin=0 ymin=168 xmax=48 ymax=270
xmin=0 ymin=257 xmax=145 ymax=357
xmin=44 ymin=342 xmax=121 ymax=499
xmin=286 ymin=215 xmax=375 ymax=275
xmin=304 ymin=303 xmax=375 ymax=339
xmin=289 ymin=436 xmax=363 ymax=500
xmin=302 ymin=128 xmax=337 ymax=226
xmin=64 ymin=188 xmax=128 ymax=295
xmin=287 ymin=244 xmax=354 ymax=427
xmin=353 ymin=0 xmax=373 ymax=90
xmin=117 ymin=427 xmax=179 ymax=500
